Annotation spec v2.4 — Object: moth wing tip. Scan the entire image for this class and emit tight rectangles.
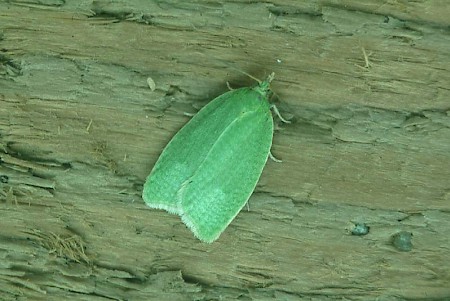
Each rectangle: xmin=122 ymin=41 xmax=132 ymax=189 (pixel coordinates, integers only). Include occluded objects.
xmin=181 ymin=214 xmax=219 ymax=244
xmin=143 ymin=201 xmax=182 ymax=215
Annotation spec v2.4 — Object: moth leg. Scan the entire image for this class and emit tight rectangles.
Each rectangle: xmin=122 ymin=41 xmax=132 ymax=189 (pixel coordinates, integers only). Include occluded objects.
xmin=226 ymin=82 xmax=235 ymax=91
xmin=269 ymin=151 xmax=282 ymax=163
xmin=270 ymin=104 xmax=291 ymax=124
xmin=183 ymin=112 xmax=196 ymax=117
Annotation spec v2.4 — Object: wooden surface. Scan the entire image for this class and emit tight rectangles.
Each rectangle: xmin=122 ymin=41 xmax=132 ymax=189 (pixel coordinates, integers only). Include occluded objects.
xmin=1 ymin=1 xmax=449 ymax=300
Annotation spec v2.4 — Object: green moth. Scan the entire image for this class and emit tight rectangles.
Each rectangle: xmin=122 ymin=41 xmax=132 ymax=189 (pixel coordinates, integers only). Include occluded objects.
xmin=142 ymin=73 xmax=284 ymax=243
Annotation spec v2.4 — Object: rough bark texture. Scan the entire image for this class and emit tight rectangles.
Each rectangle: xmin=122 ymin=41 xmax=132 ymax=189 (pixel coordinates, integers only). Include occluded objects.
xmin=1 ymin=1 xmax=449 ymax=300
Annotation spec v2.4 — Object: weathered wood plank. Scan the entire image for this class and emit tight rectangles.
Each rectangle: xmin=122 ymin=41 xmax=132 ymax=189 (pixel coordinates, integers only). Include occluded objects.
xmin=1 ymin=1 xmax=449 ymax=300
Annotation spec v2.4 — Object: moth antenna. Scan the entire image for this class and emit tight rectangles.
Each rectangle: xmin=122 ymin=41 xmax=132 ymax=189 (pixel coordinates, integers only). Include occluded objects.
xmin=227 ymin=65 xmax=262 ymax=84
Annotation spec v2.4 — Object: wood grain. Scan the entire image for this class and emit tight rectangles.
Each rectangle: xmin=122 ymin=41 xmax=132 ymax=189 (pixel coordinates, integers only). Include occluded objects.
xmin=1 ymin=1 xmax=449 ymax=300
